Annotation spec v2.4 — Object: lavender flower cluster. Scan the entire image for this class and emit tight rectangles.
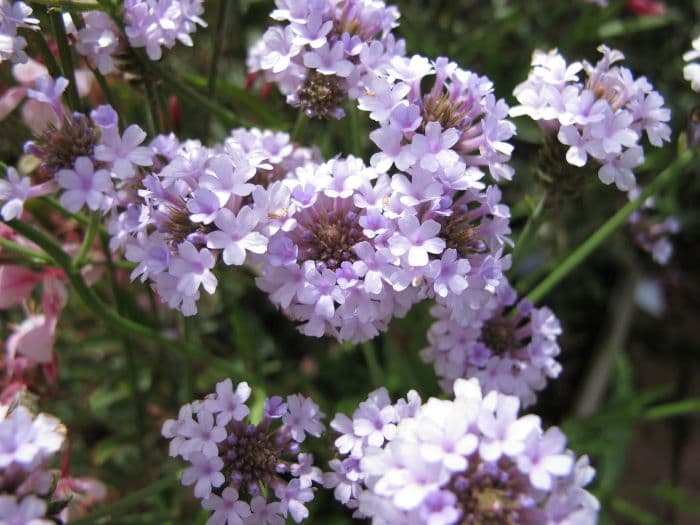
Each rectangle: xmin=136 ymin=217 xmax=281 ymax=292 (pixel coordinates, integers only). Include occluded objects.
xmin=511 ymin=46 xmax=671 ymax=191
xmin=0 ymin=76 xmax=155 ymax=222
xmin=326 ymin=378 xmax=599 ymax=524
xmin=124 ymin=0 xmax=206 ymax=61
xmin=161 ymin=379 xmax=325 ymax=524
xmin=0 ymin=403 xmax=66 ymax=524
xmin=0 ymin=0 xmax=38 ymax=65
xmin=114 ymin=127 xmax=318 ymax=317
xmin=248 ymin=0 xmax=405 ymax=119
xmin=422 ymin=281 xmax=563 ymax=407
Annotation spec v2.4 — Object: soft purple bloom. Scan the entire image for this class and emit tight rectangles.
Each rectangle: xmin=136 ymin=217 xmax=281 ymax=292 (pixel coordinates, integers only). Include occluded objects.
xmin=202 ymin=488 xmax=251 ymax=525
xmin=26 ymin=75 xmax=67 ymax=118
xmin=389 ymin=216 xmax=446 ymax=267
xmin=170 ymin=241 xmax=218 ymax=297
xmin=283 ymin=394 xmax=325 ymax=442
xmin=182 ymin=452 xmax=225 ymax=499
xmin=56 ymin=156 xmax=113 ymax=212
xmin=203 ymin=379 xmax=251 ymax=426
xmin=95 ymin=124 xmax=153 ymax=180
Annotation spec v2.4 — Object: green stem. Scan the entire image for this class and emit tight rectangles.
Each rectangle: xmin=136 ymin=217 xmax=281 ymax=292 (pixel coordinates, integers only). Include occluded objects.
xmin=25 ymin=29 xmax=62 ymax=79
xmin=291 ymin=110 xmax=307 ymax=143
xmin=349 ymin=104 xmax=361 ymax=157
xmin=361 ymin=342 xmax=384 ymax=388
xmin=50 ymin=10 xmax=81 ymax=112
xmin=510 ymin=190 xmax=548 ymax=268
xmin=92 ymin=67 xmax=117 ymax=108
xmin=67 ymin=472 xmax=181 ymax=525
xmin=143 ymin=78 xmax=162 ymax=135
xmin=29 ymin=0 xmax=98 ymax=10
xmin=526 ymin=151 xmax=694 ymax=304
xmin=0 ymin=236 xmax=53 ymax=264
xmin=73 ymin=211 xmax=100 ymax=269
xmin=207 ymin=0 xmax=232 ymax=97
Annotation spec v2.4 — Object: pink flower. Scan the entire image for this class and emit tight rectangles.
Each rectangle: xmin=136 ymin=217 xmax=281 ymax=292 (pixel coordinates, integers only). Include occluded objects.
xmin=0 ymin=265 xmax=41 ymax=309
xmin=7 ymin=314 xmax=56 ymax=363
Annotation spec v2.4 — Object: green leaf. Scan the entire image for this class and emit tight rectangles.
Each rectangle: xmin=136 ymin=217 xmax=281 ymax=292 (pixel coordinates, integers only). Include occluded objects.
xmin=644 ymin=398 xmax=700 ymax=420
xmin=183 ymin=74 xmax=285 ymax=128
xmin=597 ymin=12 xmax=679 ymax=39
xmin=652 ymin=484 xmax=700 ymax=515
xmin=611 ymin=498 xmax=664 ymax=525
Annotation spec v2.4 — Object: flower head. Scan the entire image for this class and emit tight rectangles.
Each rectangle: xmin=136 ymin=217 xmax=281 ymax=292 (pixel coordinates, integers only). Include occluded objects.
xmin=162 ymin=380 xmax=325 ymax=524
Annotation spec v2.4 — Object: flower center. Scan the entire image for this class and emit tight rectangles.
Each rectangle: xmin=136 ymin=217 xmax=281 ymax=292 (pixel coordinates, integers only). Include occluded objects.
xmin=481 ymin=316 xmax=519 ymax=356
xmin=220 ymin=423 xmax=283 ymax=490
xmin=296 ymin=71 xmax=347 ymax=119
xmin=420 ymin=90 xmax=468 ymax=133
xmin=35 ymin=113 xmax=100 ymax=180
xmin=448 ymin=465 xmax=522 ymax=525
xmin=438 ymin=212 xmax=487 ymax=258
xmin=297 ymin=210 xmax=365 ymax=270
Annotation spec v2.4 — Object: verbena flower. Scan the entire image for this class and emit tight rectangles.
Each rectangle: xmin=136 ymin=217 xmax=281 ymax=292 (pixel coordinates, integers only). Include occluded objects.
xmin=105 ymin=125 xmax=322 ymax=316
xmin=124 ymin=0 xmax=207 ymax=61
xmin=248 ymin=0 xmax=405 ymax=119
xmin=73 ymin=11 xmax=122 ymax=75
xmin=326 ymin=379 xmax=599 ymax=524
xmin=0 ymin=403 xmax=66 ymax=523
xmin=511 ymin=45 xmax=671 ymax=191
xmin=358 ymin=55 xmax=517 ymax=182
xmin=0 ymin=168 xmax=56 ymax=221
xmin=422 ymin=281 xmax=563 ymax=407
xmin=162 ymin=379 xmax=325 ymax=524
xmin=0 ymin=0 xmax=39 ymax=65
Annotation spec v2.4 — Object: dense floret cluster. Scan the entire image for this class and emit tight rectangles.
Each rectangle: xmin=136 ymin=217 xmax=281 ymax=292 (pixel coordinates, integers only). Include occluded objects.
xmin=0 ymin=0 xmax=39 ymax=64
xmin=162 ymin=379 xmax=325 ymax=524
xmin=511 ymin=46 xmax=671 ymax=191
xmin=124 ymin=0 xmax=206 ymax=60
xmin=0 ymin=403 xmax=65 ymax=524
xmin=422 ymin=281 xmax=563 ymax=407
xmin=326 ymin=378 xmax=599 ymax=524
xmin=248 ymin=0 xmax=405 ymax=119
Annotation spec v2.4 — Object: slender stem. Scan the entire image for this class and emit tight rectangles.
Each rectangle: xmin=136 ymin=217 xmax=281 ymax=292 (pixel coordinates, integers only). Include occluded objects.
xmin=349 ymin=104 xmax=361 ymax=157
xmin=73 ymin=211 xmax=100 ymax=269
xmin=510 ymin=190 xmax=547 ymax=269
xmin=0 ymin=236 xmax=53 ymax=264
xmin=92 ymin=67 xmax=117 ymax=107
xmin=67 ymin=472 xmax=181 ymax=525
xmin=143 ymin=78 xmax=162 ymax=135
xmin=572 ymin=267 xmax=637 ymax=417
xmin=50 ymin=10 xmax=81 ymax=112
xmin=526 ymin=151 xmax=694 ymax=304
xmin=208 ymin=0 xmax=232 ymax=97
xmin=291 ymin=110 xmax=307 ymax=143
xmin=29 ymin=0 xmax=98 ymax=9
xmin=25 ymin=29 xmax=62 ymax=79
xmin=361 ymin=342 xmax=384 ymax=388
